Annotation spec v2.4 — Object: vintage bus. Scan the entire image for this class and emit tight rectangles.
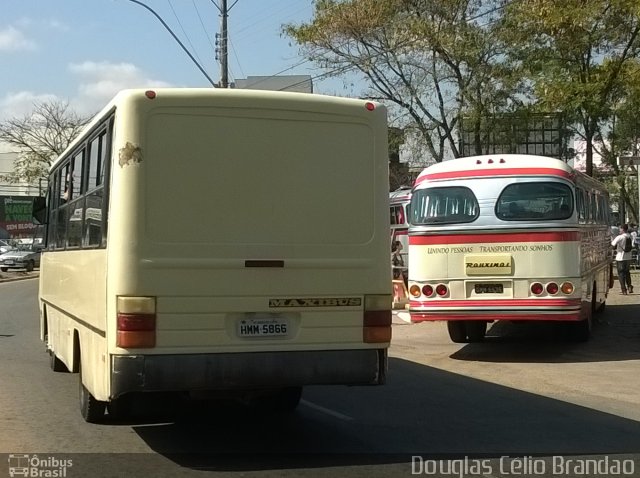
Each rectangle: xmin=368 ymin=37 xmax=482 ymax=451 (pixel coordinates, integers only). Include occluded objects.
xmin=390 ymin=186 xmax=411 ymax=256
xmin=33 ymin=88 xmax=391 ymax=422
xmin=407 ymin=154 xmax=611 ymax=343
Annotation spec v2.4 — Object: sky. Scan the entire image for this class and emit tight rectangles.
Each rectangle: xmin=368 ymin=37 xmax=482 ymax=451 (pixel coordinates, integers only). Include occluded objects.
xmin=0 ymin=0 xmax=360 ymax=121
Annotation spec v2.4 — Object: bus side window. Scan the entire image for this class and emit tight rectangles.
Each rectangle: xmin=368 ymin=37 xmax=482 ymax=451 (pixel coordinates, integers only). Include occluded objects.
xmin=83 ymin=130 xmax=109 ymax=248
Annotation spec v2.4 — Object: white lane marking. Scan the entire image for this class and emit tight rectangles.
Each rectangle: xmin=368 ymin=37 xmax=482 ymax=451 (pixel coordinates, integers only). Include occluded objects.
xmin=300 ymin=399 xmax=354 ymax=421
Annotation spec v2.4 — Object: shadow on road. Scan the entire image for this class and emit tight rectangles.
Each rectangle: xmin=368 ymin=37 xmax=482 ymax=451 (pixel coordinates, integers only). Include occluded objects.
xmin=450 ymin=304 xmax=640 ymax=363
xmin=129 ymin=357 xmax=640 ymax=471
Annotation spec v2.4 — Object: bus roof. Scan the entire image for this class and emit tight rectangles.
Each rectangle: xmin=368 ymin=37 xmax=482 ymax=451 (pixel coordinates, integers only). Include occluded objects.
xmin=389 ymin=186 xmax=412 ymax=204
xmin=414 ymin=154 xmax=576 ymax=187
xmin=51 ymin=88 xmax=382 ymax=171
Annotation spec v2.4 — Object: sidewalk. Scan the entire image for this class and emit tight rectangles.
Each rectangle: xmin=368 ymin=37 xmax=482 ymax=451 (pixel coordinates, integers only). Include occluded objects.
xmin=609 ymin=270 xmax=640 ymax=305
xmin=0 ymin=271 xmax=39 ymax=283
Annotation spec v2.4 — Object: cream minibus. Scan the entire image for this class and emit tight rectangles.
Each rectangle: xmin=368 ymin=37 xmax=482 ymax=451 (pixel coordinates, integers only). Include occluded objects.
xmin=33 ymin=88 xmax=391 ymax=422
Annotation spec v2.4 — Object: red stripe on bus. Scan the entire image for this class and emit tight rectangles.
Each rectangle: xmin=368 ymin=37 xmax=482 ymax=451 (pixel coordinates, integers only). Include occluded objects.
xmin=409 ymin=231 xmax=578 ymax=245
xmin=415 ymin=167 xmax=574 ymax=185
xmin=410 ymin=312 xmax=581 ymax=322
xmin=409 ymin=298 xmax=581 ymax=308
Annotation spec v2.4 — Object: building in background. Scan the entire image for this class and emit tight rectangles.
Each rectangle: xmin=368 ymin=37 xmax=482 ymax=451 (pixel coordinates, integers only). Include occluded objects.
xmin=459 ymin=112 xmax=570 ymax=161
xmin=233 ymin=75 xmax=313 ymax=93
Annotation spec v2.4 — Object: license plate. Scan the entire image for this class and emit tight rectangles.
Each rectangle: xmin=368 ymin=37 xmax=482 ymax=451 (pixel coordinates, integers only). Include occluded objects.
xmin=237 ymin=315 xmax=289 ymax=338
xmin=475 ymin=284 xmax=504 ymax=294
xmin=4 ymin=261 xmax=14 ymax=265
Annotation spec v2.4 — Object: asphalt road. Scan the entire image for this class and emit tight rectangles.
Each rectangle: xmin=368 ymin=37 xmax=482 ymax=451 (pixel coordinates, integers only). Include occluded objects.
xmin=1 ymin=276 xmax=639 ymax=477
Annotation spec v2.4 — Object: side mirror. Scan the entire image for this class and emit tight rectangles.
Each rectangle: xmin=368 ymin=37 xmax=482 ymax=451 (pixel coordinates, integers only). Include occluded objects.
xmin=32 ymin=197 xmax=47 ymax=225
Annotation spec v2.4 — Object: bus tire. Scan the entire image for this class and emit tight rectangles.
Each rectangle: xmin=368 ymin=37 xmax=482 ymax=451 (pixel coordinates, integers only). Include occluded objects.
xmin=49 ymin=350 xmax=68 ymax=372
xmin=107 ymin=394 xmax=133 ymax=421
xmin=466 ymin=321 xmax=487 ymax=342
xmin=447 ymin=321 xmax=468 ymax=343
xmin=569 ymin=319 xmax=591 ymax=342
xmin=79 ymin=362 xmax=106 ymax=423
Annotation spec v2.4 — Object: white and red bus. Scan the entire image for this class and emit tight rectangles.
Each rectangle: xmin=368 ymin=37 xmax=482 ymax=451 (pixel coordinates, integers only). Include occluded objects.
xmin=390 ymin=186 xmax=411 ymax=260
xmin=407 ymin=154 xmax=611 ymax=343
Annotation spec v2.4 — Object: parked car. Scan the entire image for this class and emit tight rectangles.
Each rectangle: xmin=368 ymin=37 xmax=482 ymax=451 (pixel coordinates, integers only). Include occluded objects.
xmin=0 ymin=244 xmax=43 ymax=272
xmin=0 ymin=239 xmax=16 ymax=254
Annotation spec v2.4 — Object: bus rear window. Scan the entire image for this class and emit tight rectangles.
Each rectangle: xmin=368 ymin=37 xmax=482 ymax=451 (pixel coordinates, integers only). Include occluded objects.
xmin=410 ymin=186 xmax=479 ymax=225
xmin=496 ymin=182 xmax=573 ymax=221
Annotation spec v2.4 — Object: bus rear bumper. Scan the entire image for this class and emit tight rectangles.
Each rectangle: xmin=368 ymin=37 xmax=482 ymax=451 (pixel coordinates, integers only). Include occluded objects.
xmin=111 ymin=349 xmax=387 ymax=398
xmin=409 ymin=310 xmax=582 ymax=323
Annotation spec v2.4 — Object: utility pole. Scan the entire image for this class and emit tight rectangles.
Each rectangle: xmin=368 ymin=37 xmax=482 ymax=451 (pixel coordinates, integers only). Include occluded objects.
xmin=214 ymin=0 xmax=238 ymax=88
xmin=219 ymin=0 xmax=228 ymax=88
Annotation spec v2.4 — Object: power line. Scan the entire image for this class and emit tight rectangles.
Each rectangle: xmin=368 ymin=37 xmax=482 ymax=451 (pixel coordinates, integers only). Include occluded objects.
xmin=167 ymin=0 xmax=207 ymax=72
xmin=121 ymin=0 xmax=216 ymax=86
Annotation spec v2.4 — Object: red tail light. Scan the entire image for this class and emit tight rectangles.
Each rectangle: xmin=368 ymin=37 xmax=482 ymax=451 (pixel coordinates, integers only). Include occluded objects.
xmin=436 ymin=284 xmax=448 ymax=296
xmin=116 ymin=297 xmax=156 ymax=348
xmin=363 ymin=295 xmax=392 ymax=343
xmin=546 ymin=282 xmax=559 ymax=295
xmin=422 ymin=285 xmax=434 ymax=297
xmin=531 ymin=282 xmax=544 ymax=295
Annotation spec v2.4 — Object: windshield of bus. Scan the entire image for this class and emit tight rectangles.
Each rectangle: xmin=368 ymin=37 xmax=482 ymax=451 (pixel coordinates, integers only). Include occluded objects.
xmin=410 ymin=186 xmax=479 ymax=225
xmin=495 ymin=182 xmax=573 ymax=221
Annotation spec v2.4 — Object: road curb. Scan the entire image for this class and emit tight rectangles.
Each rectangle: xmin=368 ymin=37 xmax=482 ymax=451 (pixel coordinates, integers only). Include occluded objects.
xmin=0 ymin=273 xmax=39 ymax=283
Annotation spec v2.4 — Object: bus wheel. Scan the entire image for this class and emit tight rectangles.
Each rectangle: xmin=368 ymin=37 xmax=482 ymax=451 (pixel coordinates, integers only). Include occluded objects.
xmin=569 ymin=307 xmax=592 ymax=343
xmin=49 ymin=350 xmax=68 ymax=372
xmin=466 ymin=321 xmax=487 ymax=342
xmin=569 ymin=319 xmax=591 ymax=342
xmin=79 ymin=362 xmax=106 ymax=423
xmin=447 ymin=321 xmax=468 ymax=343
xmin=107 ymin=394 xmax=133 ymax=421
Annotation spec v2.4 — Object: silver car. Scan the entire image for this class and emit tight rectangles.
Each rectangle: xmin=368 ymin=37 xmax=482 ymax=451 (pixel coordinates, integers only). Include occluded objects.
xmin=0 ymin=245 xmax=43 ymax=272
xmin=0 ymin=239 xmax=16 ymax=254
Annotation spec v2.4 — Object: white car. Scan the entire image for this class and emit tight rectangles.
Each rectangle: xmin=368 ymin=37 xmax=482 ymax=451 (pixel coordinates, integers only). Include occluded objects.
xmin=0 ymin=244 xmax=43 ymax=272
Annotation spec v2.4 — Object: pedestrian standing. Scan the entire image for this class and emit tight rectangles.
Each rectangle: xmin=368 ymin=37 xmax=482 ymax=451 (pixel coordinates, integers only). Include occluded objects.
xmin=611 ymin=223 xmax=634 ymax=294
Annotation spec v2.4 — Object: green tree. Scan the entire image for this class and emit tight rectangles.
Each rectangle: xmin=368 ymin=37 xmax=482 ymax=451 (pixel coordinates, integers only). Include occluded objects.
xmin=597 ymin=60 xmax=640 ymax=223
xmin=0 ymin=100 xmax=90 ymax=185
xmin=285 ymin=0 xmax=520 ymax=163
xmin=501 ymin=0 xmax=640 ymax=176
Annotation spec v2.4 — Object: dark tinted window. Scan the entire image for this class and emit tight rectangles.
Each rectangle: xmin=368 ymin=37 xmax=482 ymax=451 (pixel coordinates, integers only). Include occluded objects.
xmin=410 ymin=187 xmax=479 ymax=225
xmin=496 ymin=182 xmax=573 ymax=221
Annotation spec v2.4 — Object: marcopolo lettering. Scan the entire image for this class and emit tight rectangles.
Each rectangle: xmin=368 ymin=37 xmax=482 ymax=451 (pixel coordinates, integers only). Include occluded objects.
xmin=269 ymin=298 xmax=362 ymax=307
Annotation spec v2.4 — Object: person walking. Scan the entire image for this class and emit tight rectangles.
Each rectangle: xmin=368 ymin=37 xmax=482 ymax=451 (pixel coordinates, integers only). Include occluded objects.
xmin=611 ymin=223 xmax=634 ymax=294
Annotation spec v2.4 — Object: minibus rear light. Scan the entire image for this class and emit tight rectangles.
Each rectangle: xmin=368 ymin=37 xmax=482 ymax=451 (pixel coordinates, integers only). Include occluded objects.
xmin=117 ymin=313 xmax=156 ymax=331
xmin=364 ymin=310 xmax=391 ymax=327
xmin=409 ymin=285 xmax=421 ymax=298
xmin=546 ymin=282 xmax=559 ymax=295
xmin=363 ymin=309 xmax=391 ymax=343
xmin=117 ymin=331 xmax=156 ymax=348
xmin=363 ymin=326 xmax=392 ymax=343
xmin=422 ymin=285 xmax=434 ymax=297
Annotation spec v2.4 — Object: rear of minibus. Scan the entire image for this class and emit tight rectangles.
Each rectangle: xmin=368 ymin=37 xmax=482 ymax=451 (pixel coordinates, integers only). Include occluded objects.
xmin=105 ymin=89 xmax=391 ymax=404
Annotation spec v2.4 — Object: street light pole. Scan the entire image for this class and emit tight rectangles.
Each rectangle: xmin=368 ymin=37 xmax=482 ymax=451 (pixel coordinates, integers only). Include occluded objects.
xmin=123 ymin=0 xmax=216 ymax=87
